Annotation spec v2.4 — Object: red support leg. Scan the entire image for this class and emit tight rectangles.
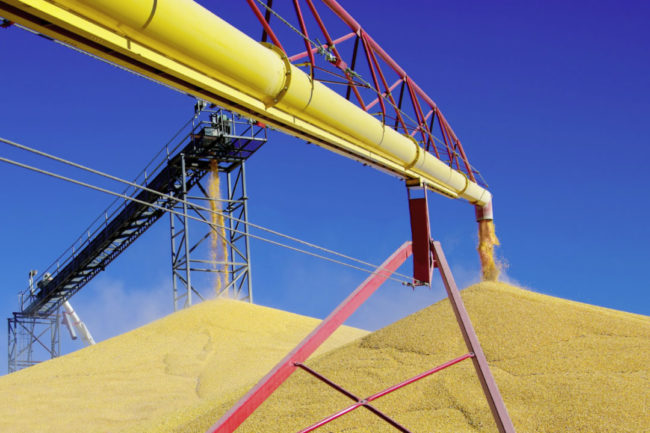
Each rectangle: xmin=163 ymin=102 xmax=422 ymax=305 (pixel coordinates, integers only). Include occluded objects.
xmin=431 ymin=241 xmax=516 ymax=433
xmin=407 ymin=181 xmax=432 ymax=285
xmin=206 ymin=242 xmax=413 ymax=433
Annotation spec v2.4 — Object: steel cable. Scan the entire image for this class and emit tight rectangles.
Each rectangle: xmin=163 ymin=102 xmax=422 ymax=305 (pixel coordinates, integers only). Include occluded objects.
xmin=0 ymin=146 xmax=417 ymax=286
xmin=0 ymin=136 xmax=417 ymax=283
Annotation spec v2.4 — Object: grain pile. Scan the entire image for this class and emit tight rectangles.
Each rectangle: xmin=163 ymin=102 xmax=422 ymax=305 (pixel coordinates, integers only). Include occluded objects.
xmin=136 ymin=282 xmax=650 ymax=433
xmin=2 ymin=282 xmax=648 ymax=433
xmin=0 ymin=299 xmax=367 ymax=433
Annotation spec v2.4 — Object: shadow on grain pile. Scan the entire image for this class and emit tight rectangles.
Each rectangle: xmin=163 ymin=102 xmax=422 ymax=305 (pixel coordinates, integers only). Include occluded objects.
xmin=1 ymin=282 xmax=648 ymax=433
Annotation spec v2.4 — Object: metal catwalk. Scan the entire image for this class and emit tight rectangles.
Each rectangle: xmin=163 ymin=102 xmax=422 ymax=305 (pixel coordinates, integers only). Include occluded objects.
xmin=8 ymin=108 xmax=266 ymax=372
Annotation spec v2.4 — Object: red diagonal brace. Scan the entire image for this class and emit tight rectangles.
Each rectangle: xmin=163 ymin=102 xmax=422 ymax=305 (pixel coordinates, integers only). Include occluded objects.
xmin=294 ymin=362 xmax=413 ymax=433
xmin=432 ymin=241 xmax=516 ymax=433
xmin=207 ymin=242 xmax=413 ymax=433
xmin=297 ymin=353 xmax=474 ymax=433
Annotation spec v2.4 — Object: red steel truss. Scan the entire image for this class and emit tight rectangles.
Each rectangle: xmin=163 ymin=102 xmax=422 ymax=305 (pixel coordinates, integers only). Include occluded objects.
xmin=294 ymin=354 xmax=474 ymax=433
xmin=205 ymin=187 xmax=515 ymax=433
xmin=236 ymin=0 xmax=484 ymax=185
xmin=207 ymin=242 xmax=414 ymax=433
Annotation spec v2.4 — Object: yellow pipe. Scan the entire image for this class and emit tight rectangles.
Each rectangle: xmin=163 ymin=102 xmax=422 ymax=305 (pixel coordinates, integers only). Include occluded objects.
xmin=1 ymin=0 xmax=492 ymax=206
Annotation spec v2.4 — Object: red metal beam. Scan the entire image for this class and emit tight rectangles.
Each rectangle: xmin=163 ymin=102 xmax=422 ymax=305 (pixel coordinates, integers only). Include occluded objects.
xmin=437 ymin=115 xmax=453 ymax=163
xmin=367 ymin=353 xmax=473 ymax=401
xmin=407 ymin=183 xmax=432 ymax=285
xmin=206 ymin=242 xmax=413 ymax=433
xmin=367 ymin=48 xmax=408 ymax=132
xmin=436 ymin=110 xmax=476 ymax=181
xmin=297 ymin=353 xmax=474 ymax=433
xmin=319 ymin=0 xmax=476 ymax=179
xmin=292 ymin=0 xmax=315 ymax=80
xmin=320 ymin=0 xmax=440 ymax=113
xmin=405 ymin=78 xmax=435 ymax=156
xmin=365 ymin=77 xmax=401 ymax=111
xmin=360 ymin=34 xmax=386 ymax=119
xmin=431 ymin=241 xmax=516 ymax=433
xmin=426 ymin=109 xmax=437 ymax=152
xmin=302 ymin=0 xmax=367 ymax=110
xmin=288 ymin=32 xmax=355 ymax=62
xmin=409 ymin=108 xmax=435 ymax=151
xmin=294 ymin=363 xmax=413 ymax=433
xmin=245 ymin=0 xmax=284 ymax=51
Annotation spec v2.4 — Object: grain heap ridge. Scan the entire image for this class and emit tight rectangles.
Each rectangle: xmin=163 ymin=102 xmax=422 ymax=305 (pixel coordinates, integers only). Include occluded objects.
xmin=1 ymin=282 xmax=648 ymax=433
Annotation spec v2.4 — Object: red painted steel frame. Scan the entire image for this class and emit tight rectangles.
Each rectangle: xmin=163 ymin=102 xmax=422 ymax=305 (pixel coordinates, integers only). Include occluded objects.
xmin=410 ymin=184 xmax=514 ymax=432
xmin=432 ymin=241 xmax=516 ymax=433
xmin=291 ymin=0 xmax=315 ymax=80
xmin=294 ymin=362 xmax=413 ymax=433
xmin=407 ymin=184 xmax=432 ymax=285
xmin=207 ymin=242 xmax=413 ymax=433
xmin=319 ymin=0 xmax=476 ymax=182
xmin=288 ymin=32 xmax=355 ymax=62
xmin=297 ymin=353 xmax=474 ymax=433
xmin=241 ymin=0 xmax=480 ymax=184
xmin=246 ymin=0 xmax=284 ymax=51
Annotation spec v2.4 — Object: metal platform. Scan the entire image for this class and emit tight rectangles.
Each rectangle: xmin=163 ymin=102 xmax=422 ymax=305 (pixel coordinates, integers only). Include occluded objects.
xmin=8 ymin=107 xmax=266 ymax=372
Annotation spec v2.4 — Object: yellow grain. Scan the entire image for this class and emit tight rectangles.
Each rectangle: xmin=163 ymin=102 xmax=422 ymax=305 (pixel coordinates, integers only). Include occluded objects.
xmin=0 ymin=299 xmax=367 ymax=433
xmin=2 ymin=282 xmax=648 ymax=433
xmin=478 ymin=220 xmax=500 ymax=281
xmin=208 ymin=160 xmax=229 ymax=296
xmin=148 ymin=282 xmax=650 ymax=433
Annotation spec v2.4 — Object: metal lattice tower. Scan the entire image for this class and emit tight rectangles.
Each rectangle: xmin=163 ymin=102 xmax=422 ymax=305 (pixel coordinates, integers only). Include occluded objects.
xmin=7 ymin=107 xmax=266 ymax=372
xmin=7 ymin=311 xmax=60 ymax=373
xmin=170 ymin=130 xmax=254 ymax=310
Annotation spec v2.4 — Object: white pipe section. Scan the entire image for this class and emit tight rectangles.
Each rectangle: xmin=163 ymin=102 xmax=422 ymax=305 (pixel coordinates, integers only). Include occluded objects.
xmin=62 ymin=301 xmax=96 ymax=346
xmin=475 ymin=201 xmax=494 ymax=221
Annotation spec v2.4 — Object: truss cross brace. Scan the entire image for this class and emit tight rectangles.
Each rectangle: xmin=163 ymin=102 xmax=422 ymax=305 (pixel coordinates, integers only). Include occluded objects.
xmin=431 ymin=240 xmax=516 ymax=433
xmin=170 ymin=155 xmax=253 ymax=311
xmin=293 ymin=362 xmax=414 ymax=433
xmin=207 ymin=242 xmax=413 ymax=433
xmin=7 ymin=312 xmax=60 ymax=373
xmin=205 ymin=187 xmax=516 ymax=433
xmin=295 ymin=353 xmax=474 ymax=433
xmin=408 ymin=183 xmax=516 ymax=433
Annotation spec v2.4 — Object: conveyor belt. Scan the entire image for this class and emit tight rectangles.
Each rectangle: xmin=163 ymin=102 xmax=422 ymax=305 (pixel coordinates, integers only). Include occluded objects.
xmin=21 ymin=115 xmax=266 ymax=316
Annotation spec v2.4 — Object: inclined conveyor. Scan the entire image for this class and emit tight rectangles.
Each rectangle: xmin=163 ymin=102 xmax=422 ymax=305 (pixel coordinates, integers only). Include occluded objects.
xmin=19 ymin=112 xmax=266 ymax=317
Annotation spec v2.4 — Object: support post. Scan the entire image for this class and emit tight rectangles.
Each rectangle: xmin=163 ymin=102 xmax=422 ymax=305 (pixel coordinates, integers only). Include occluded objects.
xmin=170 ymin=155 xmax=253 ymax=308
xmin=207 ymin=242 xmax=413 ymax=433
xmin=170 ymin=210 xmax=180 ymax=311
xmin=237 ymin=162 xmax=253 ymax=302
xmin=407 ymin=181 xmax=432 ymax=285
xmin=223 ymin=161 xmax=253 ymax=302
xmin=7 ymin=312 xmax=60 ymax=373
xmin=180 ymin=153 xmax=193 ymax=308
xmin=431 ymin=241 xmax=516 ymax=433
xmin=408 ymin=185 xmax=515 ymax=432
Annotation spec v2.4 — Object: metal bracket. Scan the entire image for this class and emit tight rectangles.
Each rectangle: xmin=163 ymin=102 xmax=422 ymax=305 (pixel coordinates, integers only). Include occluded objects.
xmin=407 ymin=182 xmax=433 ymax=285
xmin=260 ymin=42 xmax=292 ymax=107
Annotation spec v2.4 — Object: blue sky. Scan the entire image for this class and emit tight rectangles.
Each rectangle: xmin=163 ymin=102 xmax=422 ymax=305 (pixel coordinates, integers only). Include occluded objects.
xmin=1 ymin=0 xmax=649 ymax=375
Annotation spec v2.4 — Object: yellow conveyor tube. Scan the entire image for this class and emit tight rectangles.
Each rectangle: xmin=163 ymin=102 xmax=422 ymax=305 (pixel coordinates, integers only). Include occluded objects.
xmin=0 ymin=0 xmax=492 ymax=207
